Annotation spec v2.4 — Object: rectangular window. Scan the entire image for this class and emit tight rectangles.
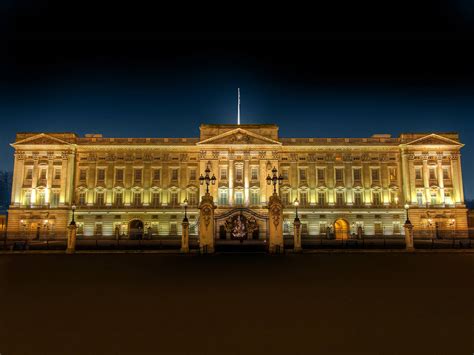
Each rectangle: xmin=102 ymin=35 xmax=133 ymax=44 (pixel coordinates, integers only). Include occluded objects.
xmin=429 ymin=167 xmax=436 ymax=180
xmin=443 ymin=167 xmax=450 ymax=180
xmin=282 ymin=169 xmax=289 ymax=180
xmin=417 ymin=192 xmax=423 ymax=206
xmin=235 ymin=167 xmax=243 ymax=181
xmin=318 ymin=192 xmax=325 ymax=206
xmin=151 ymin=192 xmax=160 ymax=207
xmin=115 ymin=169 xmax=124 ymax=182
xmin=374 ymin=223 xmax=382 ymax=235
xmin=219 ymin=190 xmax=228 ymax=205
xmin=189 ymin=169 xmax=197 ymax=181
xmin=335 ymin=168 xmax=344 ymax=182
xmin=188 ymin=191 xmax=197 ymax=206
xmin=170 ymin=192 xmax=178 ymax=206
xmin=25 ymin=168 xmax=33 ymax=180
xmin=250 ymin=190 xmax=259 ymax=205
xmin=153 ymin=169 xmax=161 ymax=181
xmin=336 ymin=191 xmax=344 ymax=206
xmin=115 ymin=192 xmax=123 ymax=206
xmin=372 ymin=191 xmax=381 ymax=206
xmin=415 ymin=168 xmax=422 ymax=180
xmin=96 ymin=192 xmax=104 ymax=206
xmin=251 ymin=167 xmax=258 ymax=180
xmin=79 ymin=192 xmax=86 ymax=206
xmin=430 ymin=193 xmax=437 ymax=205
xmin=235 ymin=191 xmax=243 ymax=205
xmin=95 ymin=223 xmax=102 ymax=236
xmin=38 ymin=191 xmax=45 ymax=206
xmin=97 ymin=169 xmax=105 ymax=182
xmin=354 ymin=191 xmax=362 ymax=206
xmin=300 ymin=191 xmax=308 ymax=206
xmin=220 ymin=168 xmax=227 ymax=180
xmin=299 ymin=169 xmax=306 ymax=181
xmin=393 ymin=222 xmax=400 ymax=234
xmin=371 ymin=168 xmax=380 ymax=182
xmin=171 ymin=169 xmax=179 ymax=181
xmin=301 ymin=224 xmax=308 ymax=235
xmin=79 ymin=169 xmax=87 ymax=182
xmin=24 ymin=191 xmax=31 ymax=205
xmin=317 ymin=169 xmax=325 ymax=182
xmin=134 ymin=169 xmax=142 ymax=183
xmin=51 ymin=192 xmax=60 ymax=207
xmin=170 ymin=223 xmax=177 ymax=235
xmin=40 ymin=169 xmax=47 ymax=180
xmin=281 ymin=192 xmax=289 ymax=205
xmin=444 ymin=191 xmax=452 ymax=205
xmin=133 ymin=192 xmax=141 ymax=206
xmin=54 ymin=169 xmax=61 ymax=180
xmin=389 ymin=167 xmax=397 ymax=182
xmin=353 ymin=168 xmax=361 ymax=182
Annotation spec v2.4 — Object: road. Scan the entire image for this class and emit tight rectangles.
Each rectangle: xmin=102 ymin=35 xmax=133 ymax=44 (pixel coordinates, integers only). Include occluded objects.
xmin=0 ymin=253 xmax=473 ymax=355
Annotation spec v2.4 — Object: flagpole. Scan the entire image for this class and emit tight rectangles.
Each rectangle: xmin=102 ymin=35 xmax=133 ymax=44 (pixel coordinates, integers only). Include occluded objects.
xmin=237 ymin=88 xmax=240 ymax=125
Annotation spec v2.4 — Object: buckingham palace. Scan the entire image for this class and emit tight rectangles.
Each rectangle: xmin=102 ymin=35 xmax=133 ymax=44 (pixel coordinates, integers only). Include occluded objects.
xmin=6 ymin=123 xmax=468 ymax=242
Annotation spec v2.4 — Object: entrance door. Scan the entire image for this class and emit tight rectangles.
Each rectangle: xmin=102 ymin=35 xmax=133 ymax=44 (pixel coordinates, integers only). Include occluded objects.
xmin=334 ymin=219 xmax=349 ymax=240
xmin=129 ymin=220 xmax=144 ymax=240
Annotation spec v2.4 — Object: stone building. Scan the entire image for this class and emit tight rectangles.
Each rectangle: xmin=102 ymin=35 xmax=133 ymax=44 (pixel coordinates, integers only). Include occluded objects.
xmin=7 ymin=124 xmax=468 ymax=240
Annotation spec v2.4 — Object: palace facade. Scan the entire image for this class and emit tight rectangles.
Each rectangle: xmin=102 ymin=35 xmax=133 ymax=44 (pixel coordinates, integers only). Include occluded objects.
xmin=7 ymin=124 xmax=468 ymax=239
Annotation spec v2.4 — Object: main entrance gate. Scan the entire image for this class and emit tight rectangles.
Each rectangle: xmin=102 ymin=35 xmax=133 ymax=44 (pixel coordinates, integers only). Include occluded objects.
xmin=214 ymin=208 xmax=268 ymax=252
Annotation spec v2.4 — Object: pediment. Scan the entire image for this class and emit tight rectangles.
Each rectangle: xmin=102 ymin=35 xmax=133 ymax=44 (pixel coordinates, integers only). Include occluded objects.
xmin=197 ymin=128 xmax=281 ymax=146
xmin=404 ymin=134 xmax=463 ymax=147
xmin=12 ymin=133 xmax=73 ymax=146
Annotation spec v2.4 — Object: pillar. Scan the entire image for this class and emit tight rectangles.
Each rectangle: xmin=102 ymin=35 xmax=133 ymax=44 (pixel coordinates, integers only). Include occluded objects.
xmin=198 ymin=193 xmax=216 ymax=253
xmin=181 ymin=218 xmax=189 ymax=253
xmin=293 ymin=217 xmax=302 ymax=253
xmin=268 ymin=193 xmax=283 ymax=254
xmin=404 ymin=221 xmax=414 ymax=252
xmin=66 ymin=223 xmax=77 ymax=254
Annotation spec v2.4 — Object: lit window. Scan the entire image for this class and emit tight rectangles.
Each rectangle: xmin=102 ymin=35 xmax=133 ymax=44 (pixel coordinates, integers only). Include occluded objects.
xmin=300 ymin=191 xmax=308 ymax=206
xmin=188 ymin=191 xmax=197 ymax=206
xmin=170 ymin=192 xmax=178 ymax=206
xmin=371 ymin=168 xmax=380 ymax=182
xmin=189 ymin=169 xmax=197 ymax=181
xmin=219 ymin=190 xmax=228 ymax=205
xmin=115 ymin=192 xmax=123 ymax=206
xmin=281 ymin=192 xmax=289 ymax=205
xmin=251 ymin=167 xmax=258 ymax=180
xmin=134 ymin=169 xmax=142 ymax=183
xmin=336 ymin=191 xmax=344 ymax=206
xmin=417 ymin=192 xmax=423 ymax=206
xmin=79 ymin=192 xmax=86 ymax=206
xmin=282 ymin=169 xmax=289 ymax=180
xmin=318 ymin=192 xmax=325 ymax=206
xmin=79 ymin=169 xmax=87 ymax=182
xmin=133 ymin=192 xmax=141 ymax=206
xmin=25 ymin=168 xmax=33 ymax=180
xmin=430 ymin=193 xmax=437 ymax=205
xmin=415 ymin=168 xmax=422 ymax=180
xmin=353 ymin=168 xmax=361 ymax=182
xmin=235 ymin=191 xmax=243 ymax=205
xmin=153 ymin=169 xmax=161 ymax=181
xmin=299 ymin=169 xmax=306 ymax=181
xmin=97 ymin=169 xmax=105 ymax=182
xmin=317 ymin=169 xmax=325 ymax=182
xmin=335 ymin=168 xmax=344 ymax=182
xmin=220 ymin=168 xmax=227 ymax=180
xmin=372 ymin=191 xmax=381 ymax=206
xmin=38 ymin=191 xmax=45 ymax=206
xmin=54 ymin=169 xmax=61 ymax=180
xmin=40 ymin=169 xmax=47 ymax=180
xmin=389 ymin=167 xmax=397 ymax=182
xmin=171 ymin=169 xmax=179 ymax=181
xmin=443 ymin=167 xmax=450 ymax=180
xmin=96 ymin=192 xmax=104 ymax=206
xmin=250 ymin=190 xmax=259 ymax=205
xmin=354 ymin=191 xmax=362 ymax=206
xmin=151 ymin=192 xmax=160 ymax=207
xmin=429 ymin=168 xmax=436 ymax=180
xmin=51 ymin=192 xmax=60 ymax=207
xmin=235 ymin=167 xmax=243 ymax=181
xmin=116 ymin=169 xmax=124 ymax=182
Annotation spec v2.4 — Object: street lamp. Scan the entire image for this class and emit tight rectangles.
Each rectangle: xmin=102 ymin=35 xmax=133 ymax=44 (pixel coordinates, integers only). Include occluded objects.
xmin=294 ymin=198 xmax=300 ymax=221
xmin=199 ymin=165 xmax=216 ymax=194
xmin=266 ymin=166 xmax=283 ymax=194
xmin=182 ymin=198 xmax=188 ymax=222
xmin=71 ymin=204 xmax=76 ymax=226
xmin=404 ymin=203 xmax=410 ymax=224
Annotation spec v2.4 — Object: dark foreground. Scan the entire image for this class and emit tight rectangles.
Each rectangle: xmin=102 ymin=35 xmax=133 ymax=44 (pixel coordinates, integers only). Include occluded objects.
xmin=1 ymin=254 xmax=473 ymax=355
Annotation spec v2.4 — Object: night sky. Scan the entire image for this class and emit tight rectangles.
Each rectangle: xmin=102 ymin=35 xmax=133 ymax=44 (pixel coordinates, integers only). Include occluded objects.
xmin=1 ymin=2 xmax=474 ymax=198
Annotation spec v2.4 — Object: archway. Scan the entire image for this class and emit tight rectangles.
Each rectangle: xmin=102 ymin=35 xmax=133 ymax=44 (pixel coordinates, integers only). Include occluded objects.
xmin=129 ymin=219 xmax=144 ymax=240
xmin=334 ymin=219 xmax=349 ymax=240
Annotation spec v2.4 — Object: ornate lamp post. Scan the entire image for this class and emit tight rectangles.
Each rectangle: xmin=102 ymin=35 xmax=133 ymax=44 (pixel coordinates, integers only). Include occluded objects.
xmin=66 ymin=204 xmax=78 ymax=254
xmin=403 ymin=203 xmax=414 ymax=251
xmin=71 ymin=204 xmax=76 ymax=225
xmin=199 ymin=166 xmax=216 ymax=194
xmin=266 ymin=166 xmax=283 ymax=194
xmin=181 ymin=198 xmax=189 ymax=253
xmin=182 ymin=198 xmax=188 ymax=222
xmin=294 ymin=198 xmax=299 ymax=220
xmin=404 ymin=203 xmax=410 ymax=224
xmin=293 ymin=198 xmax=302 ymax=252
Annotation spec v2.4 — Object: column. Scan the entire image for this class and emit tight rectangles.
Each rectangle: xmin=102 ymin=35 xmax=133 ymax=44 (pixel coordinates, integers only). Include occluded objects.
xmin=11 ymin=153 xmax=25 ymax=206
xmin=454 ymin=154 xmax=465 ymax=204
xmin=422 ymin=159 xmax=430 ymax=204
xmin=268 ymin=193 xmax=283 ymax=254
xmin=228 ymin=159 xmax=234 ymax=206
xmin=437 ymin=159 xmax=444 ymax=205
xmin=244 ymin=159 xmax=249 ymax=206
xmin=401 ymin=150 xmax=411 ymax=204
xmin=198 ymin=193 xmax=216 ymax=253
xmin=181 ymin=218 xmax=189 ymax=253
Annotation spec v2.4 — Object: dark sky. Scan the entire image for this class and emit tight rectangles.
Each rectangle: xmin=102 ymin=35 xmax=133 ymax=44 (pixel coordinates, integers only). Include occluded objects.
xmin=1 ymin=2 xmax=474 ymax=198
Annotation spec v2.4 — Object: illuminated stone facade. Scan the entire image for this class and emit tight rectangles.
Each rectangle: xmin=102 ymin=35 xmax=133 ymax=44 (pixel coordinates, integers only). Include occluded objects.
xmin=7 ymin=124 xmax=468 ymax=239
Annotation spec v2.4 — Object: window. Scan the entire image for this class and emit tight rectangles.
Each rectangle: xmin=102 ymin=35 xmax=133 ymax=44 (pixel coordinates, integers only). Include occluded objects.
xmin=353 ymin=168 xmax=361 ymax=182
xmin=25 ymin=168 xmax=33 ymax=180
xmin=115 ymin=169 xmax=124 ymax=183
xmin=170 ymin=192 xmax=178 ymax=206
xmin=95 ymin=223 xmax=102 ymax=236
xmin=430 ymin=193 xmax=437 ymax=205
xmin=170 ymin=223 xmax=177 ymax=235
xmin=96 ymin=192 xmax=104 ymax=206
xmin=415 ymin=168 xmax=422 ymax=180
xmin=40 ymin=169 xmax=47 ymax=180
xmin=151 ymin=192 xmax=160 ymax=207
xmin=51 ymin=192 xmax=60 ymax=207
xmin=372 ymin=191 xmax=381 ymax=206
xmin=97 ymin=169 xmax=105 ymax=182
xmin=24 ymin=191 xmax=31 ymax=205
xmin=171 ymin=169 xmax=179 ymax=181
xmin=318 ymin=192 xmax=325 ymax=206
xmin=250 ymin=190 xmax=259 ymax=205
xmin=79 ymin=192 xmax=86 ymax=206
xmin=299 ymin=169 xmax=306 ymax=181
xmin=133 ymin=192 xmax=141 ymax=206
xmin=79 ymin=169 xmax=87 ymax=182
xmin=317 ymin=169 xmax=325 ymax=182
xmin=429 ymin=167 xmax=436 ymax=180
xmin=283 ymin=222 xmax=290 ymax=234
xmin=336 ymin=191 xmax=344 ymax=206
xmin=443 ymin=167 xmax=450 ymax=180
xmin=281 ymin=191 xmax=289 ymax=205
xmin=189 ymin=169 xmax=197 ymax=181
xmin=393 ymin=222 xmax=400 ymax=234
xmin=371 ymin=168 xmax=380 ymax=182
xmin=219 ymin=190 xmax=228 ymax=205
xmin=235 ymin=191 xmax=243 ymax=205
xmin=374 ymin=223 xmax=382 ymax=235
xmin=335 ymin=168 xmax=344 ymax=182
xmin=319 ymin=222 xmax=327 ymax=235
xmin=38 ymin=191 xmax=45 ymax=206
xmin=115 ymin=191 xmax=123 ymax=206
xmin=235 ymin=167 xmax=243 ymax=181
xmin=153 ymin=169 xmax=161 ymax=181
xmin=53 ymin=169 xmax=61 ymax=180
xmin=389 ymin=167 xmax=397 ymax=182
xmin=282 ymin=169 xmax=289 ymax=180
xmin=300 ymin=191 xmax=308 ymax=206
xmin=444 ymin=191 xmax=452 ymax=205
xmin=354 ymin=191 xmax=362 ymax=206
xmin=220 ymin=168 xmax=227 ymax=180
xmin=301 ymin=224 xmax=308 ymax=235
xmin=188 ymin=191 xmax=197 ymax=206
xmin=390 ymin=191 xmax=398 ymax=205
xmin=251 ymin=167 xmax=258 ymax=180
xmin=417 ymin=192 xmax=423 ymax=206
xmin=134 ymin=169 xmax=142 ymax=184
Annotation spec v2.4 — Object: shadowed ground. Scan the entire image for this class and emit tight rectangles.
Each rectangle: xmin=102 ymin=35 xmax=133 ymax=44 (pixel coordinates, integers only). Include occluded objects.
xmin=0 ymin=253 xmax=473 ymax=355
